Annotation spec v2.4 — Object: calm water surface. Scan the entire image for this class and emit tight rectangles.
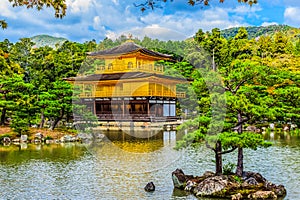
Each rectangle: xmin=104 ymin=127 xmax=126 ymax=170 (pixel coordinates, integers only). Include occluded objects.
xmin=0 ymin=130 xmax=299 ymax=200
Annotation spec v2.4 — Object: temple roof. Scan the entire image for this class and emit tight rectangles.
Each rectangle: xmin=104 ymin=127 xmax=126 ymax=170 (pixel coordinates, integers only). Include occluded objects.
xmin=88 ymin=41 xmax=173 ymax=60
xmin=65 ymin=72 xmax=189 ymax=83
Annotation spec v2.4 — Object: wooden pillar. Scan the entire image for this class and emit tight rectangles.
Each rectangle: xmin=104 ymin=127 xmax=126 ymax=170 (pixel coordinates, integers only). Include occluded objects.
xmin=93 ymin=99 xmax=96 ymax=115
xmin=93 ymin=84 xmax=96 ymax=97
xmin=122 ymin=99 xmax=125 ymax=117
xmin=147 ymin=101 xmax=150 ymax=116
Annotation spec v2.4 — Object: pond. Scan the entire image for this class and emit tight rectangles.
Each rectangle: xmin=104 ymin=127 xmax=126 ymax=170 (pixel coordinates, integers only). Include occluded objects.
xmin=0 ymin=129 xmax=299 ymax=199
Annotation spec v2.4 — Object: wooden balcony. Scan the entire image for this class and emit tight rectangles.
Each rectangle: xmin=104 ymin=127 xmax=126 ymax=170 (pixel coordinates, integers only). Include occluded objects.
xmin=78 ymin=90 xmax=185 ymax=98
xmin=95 ymin=64 xmax=164 ymax=74
xmin=95 ymin=114 xmax=179 ymax=122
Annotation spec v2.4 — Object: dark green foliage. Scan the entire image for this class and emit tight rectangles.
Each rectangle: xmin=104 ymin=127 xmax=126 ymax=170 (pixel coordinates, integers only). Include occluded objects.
xmin=221 ymin=25 xmax=297 ymax=39
xmin=0 ymin=37 xmax=96 ymax=131
xmin=223 ymin=162 xmax=235 ymax=175
xmin=294 ymin=39 xmax=300 ymax=55
xmin=3 ymin=74 xmax=34 ymax=134
xmin=218 ymin=132 xmax=272 ymax=150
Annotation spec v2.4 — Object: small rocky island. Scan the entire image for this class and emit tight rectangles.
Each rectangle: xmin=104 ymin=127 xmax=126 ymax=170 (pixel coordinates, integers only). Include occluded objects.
xmin=172 ymin=169 xmax=286 ymax=199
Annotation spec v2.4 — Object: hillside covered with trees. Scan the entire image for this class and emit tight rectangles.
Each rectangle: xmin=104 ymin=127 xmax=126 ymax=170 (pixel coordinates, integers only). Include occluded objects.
xmin=221 ymin=24 xmax=300 ymax=40
xmin=30 ymin=35 xmax=68 ymax=48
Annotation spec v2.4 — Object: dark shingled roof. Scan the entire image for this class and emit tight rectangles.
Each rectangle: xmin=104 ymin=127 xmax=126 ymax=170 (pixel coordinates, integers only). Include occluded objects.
xmin=88 ymin=42 xmax=173 ymax=60
xmin=65 ymin=72 xmax=188 ymax=82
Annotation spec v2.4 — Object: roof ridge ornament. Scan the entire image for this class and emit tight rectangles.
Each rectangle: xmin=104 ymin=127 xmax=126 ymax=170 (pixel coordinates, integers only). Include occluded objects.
xmin=125 ymin=33 xmax=134 ymax=43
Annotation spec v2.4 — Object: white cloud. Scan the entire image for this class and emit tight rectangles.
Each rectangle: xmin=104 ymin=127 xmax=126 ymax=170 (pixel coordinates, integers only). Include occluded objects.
xmin=136 ymin=7 xmax=247 ymax=38
xmin=105 ymin=31 xmax=119 ymax=40
xmin=102 ymin=5 xmax=251 ymax=41
xmin=228 ymin=4 xmax=261 ymax=21
xmin=66 ymin=0 xmax=93 ymax=14
xmin=112 ymin=0 xmax=119 ymax=6
xmin=0 ymin=1 xmax=18 ymax=18
xmin=229 ymin=4 xmax=262 ymax=14
xmin=124 ymin=25 xmax=187 ymax=41
xmin=284 ymin=7 xmax=300 ymax=27
xmin=0 ymin=0 xmax=268 ymax=43
xmin=261 ymin=22 xmax=278 ymax=26
xmin=93 ymin=16 xmax=102 ymax=30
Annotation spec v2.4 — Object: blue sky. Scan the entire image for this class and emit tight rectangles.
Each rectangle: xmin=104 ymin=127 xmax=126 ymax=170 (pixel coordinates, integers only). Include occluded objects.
xmin=0 ymin=0 xmax=299 ymax=43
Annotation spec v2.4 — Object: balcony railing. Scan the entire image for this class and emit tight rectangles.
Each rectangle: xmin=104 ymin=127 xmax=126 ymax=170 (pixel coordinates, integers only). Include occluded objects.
xmin=95 ymin=64 xmax=164 ymax=74
xmin=176 ymin=92 xmax=186 ymax=98
xmin=78 ymin=90 xmax=185 ymax=98
xmin=94 ymin=113 xmax=179 ymax=122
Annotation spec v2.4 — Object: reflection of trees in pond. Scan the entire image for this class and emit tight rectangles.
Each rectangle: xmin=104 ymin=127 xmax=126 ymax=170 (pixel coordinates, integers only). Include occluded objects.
xmin=0 ymin=144 xmax=87 ymax=165
xmin=262 ymin=131 xmax=300 ymax=147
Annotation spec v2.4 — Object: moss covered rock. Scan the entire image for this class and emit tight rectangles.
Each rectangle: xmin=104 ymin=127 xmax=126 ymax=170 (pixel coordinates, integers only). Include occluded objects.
xmin=171 ymin=169 xmax=286 ymax=199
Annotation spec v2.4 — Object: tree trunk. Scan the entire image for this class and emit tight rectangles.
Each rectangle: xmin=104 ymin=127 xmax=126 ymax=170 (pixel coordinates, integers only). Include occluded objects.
xmin=50 ymin=109 xmax=65 ymax=130
xmin=0 ymin=108 xmax=7 ymax=125
xmin=236 ymin=112 xmax=244 ymax=176
xmin=236 ymin=147 xmax=243 ymax=176
xmin=39 ymin=111 xmax=45 ymax=129
xmin=50 ymin=117 xmax=61 ymax=130
xmin=215 ymin=141 xmax=222 ymax=175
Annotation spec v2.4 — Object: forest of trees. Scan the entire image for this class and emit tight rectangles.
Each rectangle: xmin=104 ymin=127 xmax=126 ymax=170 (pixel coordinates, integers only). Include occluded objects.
xmin=0 ymin=38 xmax=96 ymax=132
xmin=1 ymin=26 xmax=299 ymax=175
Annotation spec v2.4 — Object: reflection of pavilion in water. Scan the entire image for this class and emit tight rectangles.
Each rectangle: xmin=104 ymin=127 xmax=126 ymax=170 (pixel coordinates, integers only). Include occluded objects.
xmin=89 ymin=129 xmax=182 ymax=173
xmin=101 ymin=129 xmax=177 ymax=153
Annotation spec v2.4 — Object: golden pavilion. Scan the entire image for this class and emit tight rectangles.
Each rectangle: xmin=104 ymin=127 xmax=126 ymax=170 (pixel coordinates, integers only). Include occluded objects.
xmin=67 ymin=41 xmax=186 ymax=122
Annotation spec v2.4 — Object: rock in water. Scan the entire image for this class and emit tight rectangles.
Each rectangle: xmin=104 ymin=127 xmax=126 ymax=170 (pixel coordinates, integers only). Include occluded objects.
xmin=242 ymin=177 xmax=258 ymax=187
xmin=265 ymin=181 xmax=286 ymax=196
xmin=194 ymin=176 xmax=228 ymax=197
xmin=248 ymin=191 xmax=277 ymax=199
xmin=3 ymin=137 xmax=11 ymax=144
xmin=185 ymin=180 xmax=198 ymax=191
xmin=20 ymin=135 xmax=28 ymax=142
xmin=231 ymin=193 xmax=242 ymax=200
xmin=144 ymin=182 xmax=155 ymax=192
xmin=35 ymin=132 xmax=43 ymax=140
xmin=172 ymin=168 xmax=194 ymax=189
xmin=171 ymin=169 xmax=286 ymax=199
xmin=242 ymin=171 xmax=266 ymax=183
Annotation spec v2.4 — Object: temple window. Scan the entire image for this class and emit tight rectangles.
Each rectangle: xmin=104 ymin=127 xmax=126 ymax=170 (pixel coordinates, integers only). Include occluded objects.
xmin=149 ymin=64 xmax=153 ymax=71
xmin=108 ymin=63 xmax=113 ymax=70
xmin=118 ymin=83 xmax=123 ymax=91
xmin=128 ymin=62 xmax=133 ymax=69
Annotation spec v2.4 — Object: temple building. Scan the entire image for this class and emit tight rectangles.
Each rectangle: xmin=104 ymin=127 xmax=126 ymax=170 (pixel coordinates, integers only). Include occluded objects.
xmin=66 ymin=41 xmax=186 ymax=122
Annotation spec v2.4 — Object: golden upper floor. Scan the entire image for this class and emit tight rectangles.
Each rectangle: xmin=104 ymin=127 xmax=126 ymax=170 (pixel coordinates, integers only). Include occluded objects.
xmin=88 ymin=42 xmax=173 ymax=75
